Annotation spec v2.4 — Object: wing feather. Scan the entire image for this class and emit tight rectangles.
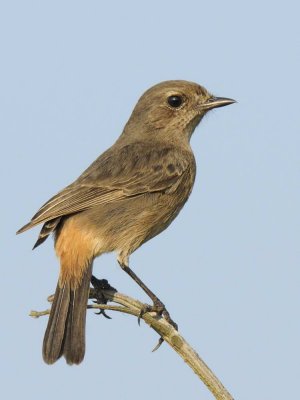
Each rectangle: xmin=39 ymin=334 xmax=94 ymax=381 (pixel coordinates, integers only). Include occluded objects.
xmin=17 ymin=142 xmax=193 ymax=233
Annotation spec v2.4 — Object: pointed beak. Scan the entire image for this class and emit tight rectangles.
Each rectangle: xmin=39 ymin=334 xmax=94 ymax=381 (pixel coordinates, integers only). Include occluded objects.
xmin=203 ymin=96 xmax=236 ymax=111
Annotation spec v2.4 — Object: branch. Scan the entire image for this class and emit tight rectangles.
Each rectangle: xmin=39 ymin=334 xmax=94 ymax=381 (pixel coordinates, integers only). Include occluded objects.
xmin=30 ymin=288 xmax=234 ymax=400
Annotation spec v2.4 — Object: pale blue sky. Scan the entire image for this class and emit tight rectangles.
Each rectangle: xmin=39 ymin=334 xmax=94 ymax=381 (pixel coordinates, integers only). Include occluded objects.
xmin=1 ymin=1 xmax=299 ymax=399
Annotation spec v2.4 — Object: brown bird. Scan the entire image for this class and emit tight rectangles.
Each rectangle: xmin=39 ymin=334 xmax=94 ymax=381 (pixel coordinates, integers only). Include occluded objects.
xmin=17 ymin=80 xmax=235 ymax=365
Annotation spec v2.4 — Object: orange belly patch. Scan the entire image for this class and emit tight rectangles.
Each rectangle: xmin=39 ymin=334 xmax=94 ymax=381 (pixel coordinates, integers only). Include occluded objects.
xmin=55 ymin=217 xmax=103 ymax=289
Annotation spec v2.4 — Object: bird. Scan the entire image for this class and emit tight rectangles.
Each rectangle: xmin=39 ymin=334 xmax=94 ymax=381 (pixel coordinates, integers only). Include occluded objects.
xmin=17 ymin=80 xmax=235 ymax=365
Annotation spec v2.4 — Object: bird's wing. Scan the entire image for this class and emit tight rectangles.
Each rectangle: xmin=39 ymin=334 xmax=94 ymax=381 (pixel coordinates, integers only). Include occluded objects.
xmin=17 ymin=142 xmax=193 ymax=233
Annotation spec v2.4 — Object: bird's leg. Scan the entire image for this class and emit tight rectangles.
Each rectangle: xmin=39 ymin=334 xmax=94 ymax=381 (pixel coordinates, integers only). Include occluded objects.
xmin=118 ymin=259 xmax=178 ymax=331
xmin=91 ymin=276 xmax=117 ymax=319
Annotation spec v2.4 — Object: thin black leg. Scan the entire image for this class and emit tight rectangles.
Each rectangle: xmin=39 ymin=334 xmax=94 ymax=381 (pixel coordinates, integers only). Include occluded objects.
xmin=119 ymin=263 xmax=178 ymax=330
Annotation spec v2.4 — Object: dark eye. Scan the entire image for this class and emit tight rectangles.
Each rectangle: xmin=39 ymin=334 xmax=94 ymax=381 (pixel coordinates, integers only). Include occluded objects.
xmin=167 ymin=95 xmax=183 ymax=108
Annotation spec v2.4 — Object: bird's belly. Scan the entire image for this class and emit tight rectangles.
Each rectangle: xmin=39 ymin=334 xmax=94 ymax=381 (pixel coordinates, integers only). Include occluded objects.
xmin=75 ymin=188 xmax=192 ymax=258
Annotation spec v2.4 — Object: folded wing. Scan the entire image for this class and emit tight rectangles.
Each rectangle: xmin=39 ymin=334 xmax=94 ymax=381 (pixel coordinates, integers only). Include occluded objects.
xmin=17 ymin=142 xmax=192 ymax=234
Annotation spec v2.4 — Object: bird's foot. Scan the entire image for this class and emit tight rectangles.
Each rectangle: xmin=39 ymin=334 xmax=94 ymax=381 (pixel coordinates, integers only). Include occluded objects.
xmin=138 ymin=299 xmax=177 ymax=327
xmin=138 ymin=299 xmax=178 ymax=351
xmin=91 ymin=275 xmax=117 ymax=319
xmin=138 ymin=299 xmax=164 ymax=321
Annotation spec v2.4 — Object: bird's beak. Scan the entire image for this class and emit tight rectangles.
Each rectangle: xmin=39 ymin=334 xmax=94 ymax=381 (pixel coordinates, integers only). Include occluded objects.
xmin=202 ymin=96 xmax=236 ymax=111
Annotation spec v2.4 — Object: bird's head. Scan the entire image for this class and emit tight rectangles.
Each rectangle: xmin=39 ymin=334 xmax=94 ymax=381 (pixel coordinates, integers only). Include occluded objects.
xmin=121 ymin=80 xmax=236 ymax=144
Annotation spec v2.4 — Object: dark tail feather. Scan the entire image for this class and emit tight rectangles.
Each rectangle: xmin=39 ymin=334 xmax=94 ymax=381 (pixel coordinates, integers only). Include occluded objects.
xmin=42 ymin=264 xmax=92 ymax=365
xmin=42 ymin=280 xmax=70 ymax=364
xmin=62 ymin=264 xmax=93 ymax=365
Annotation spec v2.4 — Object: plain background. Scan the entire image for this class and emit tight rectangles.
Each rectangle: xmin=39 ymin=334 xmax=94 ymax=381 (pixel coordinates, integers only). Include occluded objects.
xmin=1 ymin=1 xmax=299 ymax=399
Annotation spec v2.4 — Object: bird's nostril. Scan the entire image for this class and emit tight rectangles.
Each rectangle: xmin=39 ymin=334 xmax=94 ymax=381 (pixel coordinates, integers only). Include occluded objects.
xmin=207 ymin=97 xmax=217 ymax=102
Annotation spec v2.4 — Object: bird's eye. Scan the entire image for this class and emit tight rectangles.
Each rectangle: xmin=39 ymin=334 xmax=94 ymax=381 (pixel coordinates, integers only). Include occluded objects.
xmin=167 ymin=95 xmax=183 ymax=108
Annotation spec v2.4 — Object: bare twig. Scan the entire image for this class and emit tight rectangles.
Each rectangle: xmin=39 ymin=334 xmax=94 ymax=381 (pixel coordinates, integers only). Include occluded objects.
xmin=30 ymin=288 xmax=234 ymax=400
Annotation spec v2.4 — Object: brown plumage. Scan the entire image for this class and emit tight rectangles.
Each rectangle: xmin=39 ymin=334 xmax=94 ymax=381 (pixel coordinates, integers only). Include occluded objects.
xmin=17 ymin=80 xmax=235 ymax=365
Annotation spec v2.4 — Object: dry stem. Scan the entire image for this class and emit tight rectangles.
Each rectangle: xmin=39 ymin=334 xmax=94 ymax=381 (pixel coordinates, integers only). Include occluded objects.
xmin=30 ymin=287 xmax=234 ymax=400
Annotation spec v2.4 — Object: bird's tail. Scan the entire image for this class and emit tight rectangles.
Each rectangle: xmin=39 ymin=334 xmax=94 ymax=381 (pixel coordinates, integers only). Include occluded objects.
xmin=42 ymin=264 xmax=92 ymax=365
